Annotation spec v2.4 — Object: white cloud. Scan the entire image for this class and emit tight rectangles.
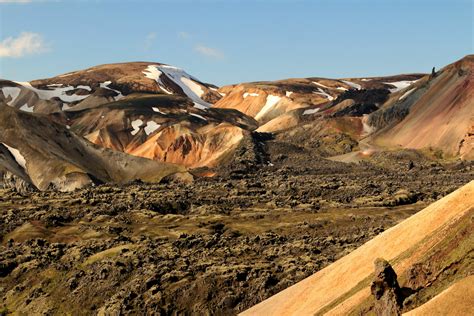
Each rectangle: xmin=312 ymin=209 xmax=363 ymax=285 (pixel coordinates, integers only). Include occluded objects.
xmin=0 ymin=32 xmax=48 ymax=58
xmin=194 ymin=44 xmax=224 ymax=60
xmin=144 ymin=32 xmax=156 ymax=50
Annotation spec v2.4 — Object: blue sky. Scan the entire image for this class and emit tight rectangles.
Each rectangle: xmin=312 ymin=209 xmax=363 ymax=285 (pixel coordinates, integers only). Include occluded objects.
xmin=0 ymin=0 xmax=472 ymax=85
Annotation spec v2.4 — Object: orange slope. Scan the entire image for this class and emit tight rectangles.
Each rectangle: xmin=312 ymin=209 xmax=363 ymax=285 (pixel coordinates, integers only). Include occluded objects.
xmin=376 ymin=55 xmax=473 ymax=159
xmin=241 ymin=181 xmax=474 ymax=315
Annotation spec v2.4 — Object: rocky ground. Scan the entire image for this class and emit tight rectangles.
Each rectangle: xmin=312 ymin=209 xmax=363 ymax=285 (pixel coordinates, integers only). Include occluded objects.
xmin=1 ymin=141 xmax=473 ymax=315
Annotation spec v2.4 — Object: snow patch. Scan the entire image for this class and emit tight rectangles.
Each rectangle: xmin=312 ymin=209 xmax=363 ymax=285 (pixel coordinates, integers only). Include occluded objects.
xmin=180 ymin=76 xmax=204 ymax=97
xmin=2 ymin=143 xmax=27 ymax=170
xmin=190 ymin=113 xmax=207 ymax=121
xmin=131 ymin=119 xmax=144 ymax=136
xmin=384 ymin=80 xmax=417 ymax=93
xmin=143 ymin=65 xmax=173 ymax=94
xmin=312 ymin=81 xmax=330 ymax=89
xmin=19 ymin=103 xmax=34 ymax=112
xmin=152 ymin=107 xmax=167 ymax=115
xmin=255 ymin=95 xmax=281 ymax=121
xmin=399 ymin=88 xmax=416 ymax=100
xmin=314 ymin=88 xmax=334 ymax=101
xmin=218 ymin=92 xmax=226 ymax=97
xmin=144 ymin=121 xmax=161 ymax=135
xmin=77 ymin=85 xmax=92 ymax=91
xmin=336 ymin=87 xmax=348 ymax=91
xmin=341 ymin=80 xmax=362 ymax=90
xmin=303 ymin=108 xmax=320 ymax=115
xmin=14 ymin=81 xmax=90 ymax=103
xmin=99 ymin=81 xmax=124 ymax=101
xmin=193 ymin=102 xmax=208 ymax=110
xmin=243 ymin=92 xmax=259 ymax=98
xmin=1 ymin=87 xmax=21 ymax=105
xmin=286 ymin=91 xmax=293 ymax=97
xmin=143 ymin=64 xmax=211 ymax=109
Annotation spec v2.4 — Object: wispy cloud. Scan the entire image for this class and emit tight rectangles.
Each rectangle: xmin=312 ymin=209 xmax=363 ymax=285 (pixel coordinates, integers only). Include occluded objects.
xmin=144 ymin=32 xmax=156 ymax=51
xmin=0 ymin=32 xmax=49 ymax=58
xmin=178 ymin=31 xmax=190 ymax=40
xmin=194 ymin=44 xmax=224 ymax=60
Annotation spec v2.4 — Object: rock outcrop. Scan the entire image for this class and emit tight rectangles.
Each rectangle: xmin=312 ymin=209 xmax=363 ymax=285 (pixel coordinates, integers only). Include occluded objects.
xmin=371 ymin=258 xmax=402 ymax=316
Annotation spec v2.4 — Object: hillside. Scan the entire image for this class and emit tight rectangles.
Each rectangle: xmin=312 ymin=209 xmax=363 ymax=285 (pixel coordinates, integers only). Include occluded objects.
xmin=0 ymin=104 xmax=188 ymax=191
xmin=242 ymin=181 xmax=474 ymax=315
xmin=370 ymin=55 xmax=474 ymax=159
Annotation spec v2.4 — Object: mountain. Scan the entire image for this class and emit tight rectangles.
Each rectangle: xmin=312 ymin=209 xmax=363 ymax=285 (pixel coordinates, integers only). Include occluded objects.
xmin=241 ymin=180 xmax=474 ymax=315
xmin=0 ymin=56 xmax=472 ymax=316
xmin=213 ymin=74 xmax=422 ymax=125
xmin=0 ymin=56 xmax=472 ymax=192
xmin=0 ymin=62 xmax=257 ymax=190
xmin=0 ymin=104 xmax=189 ymax=191
xmin=0 ymin=61 xmax=220 ymax=114
xmin=370 ymin=55 xmax=474 ymax=159
xmin=215 ymin=55 xmax=473 ymax=160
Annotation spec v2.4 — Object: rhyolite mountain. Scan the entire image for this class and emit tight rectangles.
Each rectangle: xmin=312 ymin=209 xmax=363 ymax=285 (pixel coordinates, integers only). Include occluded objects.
xmin=0 ymin=56 xmax=472 ymax=191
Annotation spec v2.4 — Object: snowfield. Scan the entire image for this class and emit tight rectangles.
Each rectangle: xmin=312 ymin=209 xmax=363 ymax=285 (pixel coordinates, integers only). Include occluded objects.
xmin=303 ymin=108 xmax=320 ymax=115
xmin=190 ymin=113 xmax=207 ymax=121
xmin=255 ymin=95 xmax=282 ymax=121
xmin=19 ymin=104 xmax=34 ymax=113
xmin=315 ymin=88 xmax=334 ymax=101
xmin=384 ymin=80 xmax=418 ymax=93
xmin=131 ymin=119 xmax=144 ymax=136
xmin=1 ymin=87 xmax=21 ymax=105
xmin=312 ymin=81 xmax=330 ymax=89
xmin=144 ymin=121 xmax=160 ymax=135
xmin=243 ymin=92 xmax=259 ymax=98
xmin=99 ymin=81 xmax=124 ymax=101
xmin=341 ymin=80 xmax=362 ymax=90
xmin=2 ymin=143 xmax=27 ymax=170
xmin=15 ymin=81 xmax=90 ymax=103
xmin=399 ymin=87 xmax=416 ymax=100
xmin=193 ymin=102 xmax=208 ymax=110
xmin=152 ymin=107 xmax=167 ymax=115
xmin=143 ymin=64 xmax=211 ymax=109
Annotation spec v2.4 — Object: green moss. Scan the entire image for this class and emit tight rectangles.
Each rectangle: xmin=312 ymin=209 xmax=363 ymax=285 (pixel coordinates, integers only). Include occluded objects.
xmin=0 ymin=306 xmax=9 ymax=316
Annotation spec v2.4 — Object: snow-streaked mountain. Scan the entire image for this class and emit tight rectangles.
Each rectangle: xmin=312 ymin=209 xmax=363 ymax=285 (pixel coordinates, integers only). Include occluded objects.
xmin=0 ymin=62 xmax=220 ymax=114
xmin=0 ymin=56 xmax=472 ymax=191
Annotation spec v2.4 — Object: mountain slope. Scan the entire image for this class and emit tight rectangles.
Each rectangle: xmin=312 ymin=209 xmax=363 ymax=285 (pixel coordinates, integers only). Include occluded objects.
xmin=214 ymin=75 xmax=422 ymax=125
xmin=370 ymin=55 xmax=474 ymax=159
xmin=0 ymin=62 xmax=219 ymax=114
xmin=242 ymin=180 xmax=474 ymax=315
xmin=0 ymin=62 xmax=258 ymax=171
xmin=0 ymin=104 xmax=189 ymax=191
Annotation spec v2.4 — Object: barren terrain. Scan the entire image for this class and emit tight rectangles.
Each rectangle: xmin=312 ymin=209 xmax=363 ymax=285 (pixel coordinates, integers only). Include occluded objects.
xmin=1 ymin=143 xmax=472 ymax=315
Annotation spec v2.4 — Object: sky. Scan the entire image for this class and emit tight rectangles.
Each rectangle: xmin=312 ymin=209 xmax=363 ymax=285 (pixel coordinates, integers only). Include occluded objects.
xmin=0 ymin=0 xmax=472 ymax=86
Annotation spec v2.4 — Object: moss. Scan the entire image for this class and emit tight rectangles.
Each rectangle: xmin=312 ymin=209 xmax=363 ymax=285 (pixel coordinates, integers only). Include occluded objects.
xmin=0 ymin=306 xmax=9 ymax=316
xmin=82 ymin=244 xmax=136 ymax=267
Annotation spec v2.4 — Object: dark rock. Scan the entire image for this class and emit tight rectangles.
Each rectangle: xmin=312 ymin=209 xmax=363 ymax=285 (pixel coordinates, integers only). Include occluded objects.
xmin=371 ymin=258 xmax=402 ymax=316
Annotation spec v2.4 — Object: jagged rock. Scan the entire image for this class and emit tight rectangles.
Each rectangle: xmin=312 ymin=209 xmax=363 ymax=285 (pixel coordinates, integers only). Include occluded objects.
xmin=371 ymin=258 xmax=402 ymax=316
